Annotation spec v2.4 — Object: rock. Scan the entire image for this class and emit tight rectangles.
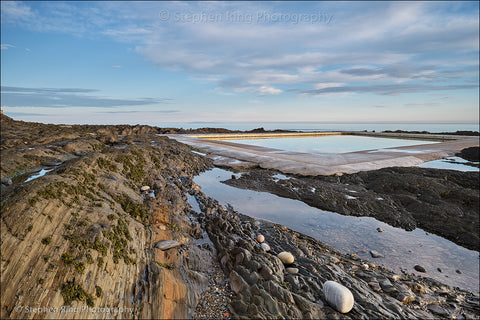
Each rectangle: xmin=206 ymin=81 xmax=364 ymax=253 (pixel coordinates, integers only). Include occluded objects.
xmin=229 ymin=270 xmax=248 ymax=294
xmin=376 ymin=228 xmax=384 ymax=232
xmin=322 ymin=281 xmax=355 ymax=313
xmin=286 ymin=267 xmax=299 ymax=274
xmin=456 ymin=146 xmax=479 ymax=162
xmin=379 ymin=279 xmax=396 ymax=293
xmin=278 ymin=252 xmax=294 ymax=265
xmin=1 ymin=178 xmax=12 ymax=186
xmin=414 ymin=265 xmax=426 ymax=273
xmin=368 ymin=281 xmax=382 ymax=292
xmin=455 ymin=269 xmax=462 ymax=274
xmin=41 ymin=160 xmax=61 ymax=167
xmin=330 ymin=257 xmax=340 ymax=264
xmin=141 ymin=185 xmax=150 ymax=192
xmin=370 ymin=250 xmax=384 ymax=258
xmin=261 ymin=243 xmax=270 ymax=252
xmin=391 ymin=274 xmax=401 ymax=282
xmin=154 ymin=240 xmax=180 ymax=250
xmin=256 ymin=234 xmax=265 ymax=243
xmin=427 ymin=304 xmax=449 ymax=317
xmin=437 ymin=268 xmax=442 ymax=272
xmin=394 ymin=292 xmax=415 ymax=304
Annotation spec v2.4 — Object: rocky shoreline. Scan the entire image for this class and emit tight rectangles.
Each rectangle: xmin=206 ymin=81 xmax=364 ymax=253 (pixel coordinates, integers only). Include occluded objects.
xmin=1 ymin=114 xmax=479 ymax=319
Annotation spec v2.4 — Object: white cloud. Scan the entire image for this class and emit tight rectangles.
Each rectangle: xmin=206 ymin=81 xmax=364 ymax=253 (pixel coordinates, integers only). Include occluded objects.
xmin=256 ymin=86 xmax=282 ymax=95
xmin=0 ymin=1 xmax=34 ymax=22
xmin=314 ymin=83 xmax=344 ymax=90
xmin=1 ymin=44 xmax=15 ymax=50
xmin=2 ymin=1 xmax=478 ymax=98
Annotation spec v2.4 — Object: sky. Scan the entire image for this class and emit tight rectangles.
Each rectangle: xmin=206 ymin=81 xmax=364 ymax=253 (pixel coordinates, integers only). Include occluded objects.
xmin=1 ymin=1 xmax=479 ymax=126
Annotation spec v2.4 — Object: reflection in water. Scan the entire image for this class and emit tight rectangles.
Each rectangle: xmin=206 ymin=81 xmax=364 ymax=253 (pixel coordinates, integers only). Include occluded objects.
xmin=224 ymin=135 xmax=438 ymax=154
xmin=194 ymin=167 xmax=479 ymax=293
xmin=419 ymin=156 xmax=479 ymax=172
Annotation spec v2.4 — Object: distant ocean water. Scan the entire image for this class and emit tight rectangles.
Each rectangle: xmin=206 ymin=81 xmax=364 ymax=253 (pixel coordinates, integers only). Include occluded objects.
xmin=156 ymin=122 xmax=479 ymax=133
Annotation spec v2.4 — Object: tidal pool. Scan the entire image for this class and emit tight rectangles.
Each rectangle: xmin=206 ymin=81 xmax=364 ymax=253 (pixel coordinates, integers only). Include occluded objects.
xmin=222 ymin=135 xmax=439 ymax=154
xmin=193 ymin=167 xmax=479 ymax=293
xmin=418 ymin=156 xmax=479 ymax=172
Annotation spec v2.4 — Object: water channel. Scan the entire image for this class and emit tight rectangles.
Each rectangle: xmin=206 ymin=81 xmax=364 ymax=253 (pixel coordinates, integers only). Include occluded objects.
xmin=192 ymin=167 xmax=479 ymax=293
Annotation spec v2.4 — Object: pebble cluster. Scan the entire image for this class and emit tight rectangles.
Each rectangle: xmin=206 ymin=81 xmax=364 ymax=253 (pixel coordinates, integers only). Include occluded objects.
xmin=193 ymin=268 xmax=233 ymax=319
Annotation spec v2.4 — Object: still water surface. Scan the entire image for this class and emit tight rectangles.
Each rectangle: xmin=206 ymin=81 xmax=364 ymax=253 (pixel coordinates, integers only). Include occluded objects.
xmin=224 ymin=135 xmax=439 ymax=154
xmin=193 ymin=167 xmax=479 ymax=293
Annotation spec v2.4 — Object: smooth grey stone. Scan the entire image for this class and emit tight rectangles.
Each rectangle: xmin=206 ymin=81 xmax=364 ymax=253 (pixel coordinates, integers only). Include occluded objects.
xmin=154 ymin=240 xmax=180 ymax=250
xmin=370 ymin=250 xmax=384 ymax=258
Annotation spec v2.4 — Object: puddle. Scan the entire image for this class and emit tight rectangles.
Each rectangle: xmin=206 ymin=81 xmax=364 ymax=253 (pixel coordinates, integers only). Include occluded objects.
xmin=187 ymin=194 xmax=201 ymax=213
xmin=272 ymin=174 xmax=291 ymax=180
xmin=24 ymin=168 xmax=54 ymax=183
xmin=418 ymin=157 xmax=479 ymax=172
xmin=191 ymin=150 xmax=207 ymax=156
xmin=194 ymin=167 xmax=479 ymax=293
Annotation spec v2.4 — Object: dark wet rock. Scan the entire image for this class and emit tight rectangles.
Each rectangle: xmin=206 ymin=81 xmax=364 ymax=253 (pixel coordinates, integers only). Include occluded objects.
xmin=456 ymin=269 xmax=462 ymax=274
xmin=427 ymin=304 xmax=449 ymax=317
xmin=414 ymin=265 xmax=426 ymax=273
xmin=456 ymin=146 xmax=479 ymax=162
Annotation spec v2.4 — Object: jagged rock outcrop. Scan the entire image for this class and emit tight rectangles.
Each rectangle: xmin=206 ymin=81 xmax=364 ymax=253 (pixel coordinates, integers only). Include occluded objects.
xmin=1 ymin=115 xmax=220 ymax=319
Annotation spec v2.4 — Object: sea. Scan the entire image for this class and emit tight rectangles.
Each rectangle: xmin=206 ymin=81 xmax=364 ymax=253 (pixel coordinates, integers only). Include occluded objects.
xmin=155 ymin=122 xmax=479 ymax=133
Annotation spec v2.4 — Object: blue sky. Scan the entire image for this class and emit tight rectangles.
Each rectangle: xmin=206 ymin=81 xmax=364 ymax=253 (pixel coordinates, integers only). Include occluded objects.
xmin=1 ymin=1 xmax=478 ymax=125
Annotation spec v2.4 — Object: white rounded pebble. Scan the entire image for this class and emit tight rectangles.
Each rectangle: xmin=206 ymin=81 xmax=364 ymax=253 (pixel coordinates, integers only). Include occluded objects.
xmin=277 ymin=251 xmax=295 ymax=264
xmin=256 ymin=234 xmax=265 ymax=243
xmin=286 ymin=267 xmax=299 ymax=274
xmin=323 ymin=281 xmax=354 ymax=313
xmin=141 ymin=186 xmax=150 ymax=192
xmin=261 ymin=243 xmax=270 ymax=252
